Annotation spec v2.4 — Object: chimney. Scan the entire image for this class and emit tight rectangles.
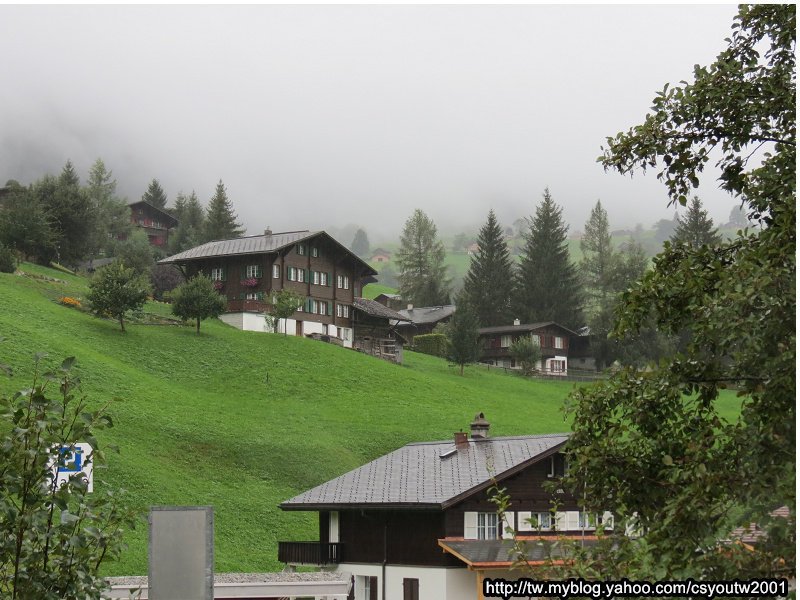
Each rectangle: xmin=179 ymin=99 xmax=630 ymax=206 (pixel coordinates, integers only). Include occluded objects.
xmin=469 ymin=412 xmax=490 ymax=440
xmin=513 ymin=318 xmax=520 ymax=326
xmin=264 ymin=227 xmax=272 ymax=236
xmin=407 ymin=303 xmax=413 ymax=311
xmin=454 ymin=431 xmax=468 ymax=449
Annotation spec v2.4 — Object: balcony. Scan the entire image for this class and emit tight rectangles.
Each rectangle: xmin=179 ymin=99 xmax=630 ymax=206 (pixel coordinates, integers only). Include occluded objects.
xmin=278 ymin=541 xmax=342 ymax=565
xmin=226 ymin=299 xmax=271 ymax=313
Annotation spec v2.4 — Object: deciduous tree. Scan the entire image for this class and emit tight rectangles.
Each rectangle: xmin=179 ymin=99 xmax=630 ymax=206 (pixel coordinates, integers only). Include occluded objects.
xmin=396 ymin=209 xmax=450 ymax=306
xmin=87 ymin=261 xmax=151 ymax=332
xmin=463 ymin=210 xmax=514 ymax=327
xmin=170 ymin=275 xmax=226 ymax=334
xmin=264 ymin=290 xmax=305 ymax=335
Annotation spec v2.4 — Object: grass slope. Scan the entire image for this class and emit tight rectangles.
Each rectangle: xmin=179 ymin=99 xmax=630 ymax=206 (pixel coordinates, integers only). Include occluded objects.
xmin=0 ymin=265 xmax=743 ymax=575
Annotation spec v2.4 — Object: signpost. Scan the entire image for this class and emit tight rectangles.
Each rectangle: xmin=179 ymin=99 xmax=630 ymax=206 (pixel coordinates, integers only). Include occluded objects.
xmin=54 ymin=442 xmax=94 ymax=492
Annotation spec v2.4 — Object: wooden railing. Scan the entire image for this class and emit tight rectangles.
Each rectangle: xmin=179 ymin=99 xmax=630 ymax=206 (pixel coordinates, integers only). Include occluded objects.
xmin=226 ymin=299 xmax=271 ymax=313
xmin=278 ymin=541 xmax=342 ymax=565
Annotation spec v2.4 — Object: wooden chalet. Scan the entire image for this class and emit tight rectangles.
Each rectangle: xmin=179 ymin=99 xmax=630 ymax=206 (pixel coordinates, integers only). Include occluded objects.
xmin=279 ymin=413 xmax=611 ymax=600
xmin=478 ymin=321 xmax=577 ymax=376
xmin=126 ymin=201 xmax=178 ymax=247
xmin=352 ymin=298 xmax=409 ymax=364
xmin=158 ymin=229 xmax=377 ymax=347
xmin=393 ymin=304 xmax=456 ymax=344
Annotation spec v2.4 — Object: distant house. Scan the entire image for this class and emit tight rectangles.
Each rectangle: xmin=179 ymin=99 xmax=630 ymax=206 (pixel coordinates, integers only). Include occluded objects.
xmin=374 ymin=292 xmax=405 ymax=311
xmin=125 ymin=201 xmax=178 ymax=247
xmin=393 ymin=304 xmax=456 ymax=344
xmin=158 ymin=229 xmax=377 ymax=347
xmin=352 ymin=298 xmax=410 ymax=363
xmin=478 ymin=321 xmax=577 ymax=375
xmin=279 ymin=413 xmax=611 ymax=600
xmin=466 ymin=242 xmax=480 ymax=255
xmin=370 ymin=248 xmax=392 ymax=263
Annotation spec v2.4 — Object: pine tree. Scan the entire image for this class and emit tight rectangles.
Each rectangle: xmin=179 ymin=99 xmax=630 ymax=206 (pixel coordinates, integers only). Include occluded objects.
xmin=446 ymin=294 xmax=481 ymax=375
xmin=580 ymin=200 xmax=616 ymax=318
xmin=204 ymin=180 xmax=244 ymax=241
xmin=513 ymin=189 xmax=582 ymax=329
xmin=169 ymin=191 xmax=206 ymax=253
xmin=141 ymin=178 xmax=168 ymax=209
xmin=463 ymin=210 xmax=514 ymax=326
xmin=396 ymin=209 xmax=450 ymax=306
xmin=671 ymin=196 xmax=722 ymax=248
xmin=87 ymin=158 xmax=130 ymax=255
xmin=350 ymin=228 xmax=370 ymax=257
xmin=59 ymin=159 xmax=80 ymax=187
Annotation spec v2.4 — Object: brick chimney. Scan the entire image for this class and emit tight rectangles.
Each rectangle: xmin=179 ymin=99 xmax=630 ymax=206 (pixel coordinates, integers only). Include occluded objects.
xmin=264 ymin=227 xmax=272 ymax=236
xmin=454 ymin=431 xmax=468 ymax=449
xmin=469 ymin=412 xmax=490 ymax=439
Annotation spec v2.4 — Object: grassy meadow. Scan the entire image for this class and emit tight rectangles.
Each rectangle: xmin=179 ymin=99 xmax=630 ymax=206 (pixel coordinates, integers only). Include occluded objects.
xmin=0 ymin=263 xmax=744 ymax=575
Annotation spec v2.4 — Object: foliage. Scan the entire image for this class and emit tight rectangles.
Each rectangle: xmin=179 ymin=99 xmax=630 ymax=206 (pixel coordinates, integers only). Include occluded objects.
xmin=567 ymin=3 xmax=795 ymax=580
xmin=580 ymin=200 xmax=616 ymax=319
xmin=462 ymin=210 xmax=514 ymax=327
xmin=728 ymin=203 xmax=748 ymax=227
xmin=514 ymin=188 xmax=583 ymax=329
xmin=86 ymin=159 xmax=131 ymax=256
xmin=0 ymin=261 xmax=744 ymax=575
xmin=141 ymin=178 xmax=167 ymax=209
xmin=149 ymin=264 xmax=184 ymax=301
xmin=350 ymin=228 xmax=370 ymax=257
xmin=671 ymin=196 xmax=722 ymax=248
xmin=0 ymin=183 xmax=54 ymax=263
xmin=446 ymin=298 xmax=481 ymax=375
xmin=169 ymin=191 xmax=206 ymax=254
xmin=0 ymin=242 xmax=16 ymax=273
xmin=396 ymin=209 xmax=450 ymax=306
xmin=411 ymin=333 xmax=448 ymax=358
xmin=651 ymin=211 xmax=680 ymax=247
xmin=204 ymin=180 xmax=244 ymax=242
xmin=114 ymin=230 xmax=156 ymax=277
xmin=169 ymin=275 xmax=227 ymax=334
xmin=509 ymin=336 xmax=542 ymax=376
xmin=87 ymin=261 xmax=151 ymax=332
xmin=264 ymin=289 xmax=304 ymax=335
xmin=0 ymin=355 xmax=134 ymax=599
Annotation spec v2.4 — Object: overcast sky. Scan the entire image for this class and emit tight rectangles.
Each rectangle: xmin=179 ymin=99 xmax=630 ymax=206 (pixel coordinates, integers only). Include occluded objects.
xmin=0 ymin=4 xmax=740 ymax=241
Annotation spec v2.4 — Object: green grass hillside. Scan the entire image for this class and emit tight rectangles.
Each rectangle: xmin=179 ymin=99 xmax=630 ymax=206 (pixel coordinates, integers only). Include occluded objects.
xmin=0 ymin=264 xmax=743 ymax=575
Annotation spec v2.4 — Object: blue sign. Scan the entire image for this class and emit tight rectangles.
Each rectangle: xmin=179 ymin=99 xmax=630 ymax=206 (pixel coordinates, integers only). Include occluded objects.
xmin=58 ymin=446 xmax=83 ymax=473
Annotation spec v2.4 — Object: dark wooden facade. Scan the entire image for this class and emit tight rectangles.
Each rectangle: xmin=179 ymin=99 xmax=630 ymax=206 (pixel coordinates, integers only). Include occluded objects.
xmin=479 ymin=323 xmax=573 ymax=370
xmin=127 ymin=201 xmax=177 ymax=247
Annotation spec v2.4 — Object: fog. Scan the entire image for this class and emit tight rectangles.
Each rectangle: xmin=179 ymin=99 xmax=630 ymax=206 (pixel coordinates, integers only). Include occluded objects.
xmin=0 ymin=4 xmax=740 ymax=242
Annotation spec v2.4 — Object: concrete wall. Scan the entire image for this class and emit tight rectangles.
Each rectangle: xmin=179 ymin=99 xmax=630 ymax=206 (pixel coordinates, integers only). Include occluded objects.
xmin=337 ymin=564 xmax=473 ymax=600
xmin=220 ymin=313 xmax=354 ymax=348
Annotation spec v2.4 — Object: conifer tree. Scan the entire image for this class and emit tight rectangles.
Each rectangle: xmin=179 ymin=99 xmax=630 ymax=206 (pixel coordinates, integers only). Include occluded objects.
xmin=141 ymin=178 xmax=168 ymax=209
xmin=463 ymin=210 xmax=514 ymax=326
xmin=580 ymin=200 xmax=616 ymax=318
xmin=204 ymin=180 xmax=244 ymax=241
xmin=169 ymin=191 xmax=206 ymax=253
xmin=446 ymin=294 xmax=481 ymax=375
xmin=87 ymin=158 xmax=130 ymax=254
xmin=513 ymin=189 xmax=582 ymax=329
xmin=671 ymin=196 xmax=722 ymax=248
xmin=397 ymin=209 xmax=450 ymax=306
xmin=350 ymin=228 xmax=370 ymax=257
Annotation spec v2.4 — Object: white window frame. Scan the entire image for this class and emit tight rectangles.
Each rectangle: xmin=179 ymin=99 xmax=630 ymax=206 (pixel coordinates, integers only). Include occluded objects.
xmin=500 ymin=335 xmax=512 ymax=348
xmin=531 ymin=334 xmax=540 ymax=346
xmin=477 ymin=512 xmax=499 ymax=540
xmin=272 ymin=264 xmax=280 ymax=279
xmin=246 ymin=264 xmax=260 ymax=278
xmin=245 ymin=292 xmax=258 ymax=301
xmin=311 ymin=246 xmax=319 ymax=258
xmin=320 ymin=272 xmax=328 ymax=286
xmin=312 ymin=271 xmax=320 ymax=285
xmin=554 ymin=336 xmax=564 ymax=349
xmin=297 ymin=244 xmax=306 ymax=256
xmin=210 ymin=267 xmax=224 ymax=281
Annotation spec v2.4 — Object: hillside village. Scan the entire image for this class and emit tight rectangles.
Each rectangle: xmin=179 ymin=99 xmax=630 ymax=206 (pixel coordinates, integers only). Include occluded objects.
xmin=0 ymin=4 xmax=794 ymax=600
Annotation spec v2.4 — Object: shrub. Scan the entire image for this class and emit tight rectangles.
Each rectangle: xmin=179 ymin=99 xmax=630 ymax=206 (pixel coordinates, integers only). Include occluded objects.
xmin=510 ymin=336 xmax=542 ymax=375
xmin=170 ymin=275 xmax=227 ymax=334
xmin=412 ymin=333 xmax=448 ymax=358
xmin=87 ymin=261 xmax=151 ymax=332
xmin=0 ymin=243 xmax=16 ymax=273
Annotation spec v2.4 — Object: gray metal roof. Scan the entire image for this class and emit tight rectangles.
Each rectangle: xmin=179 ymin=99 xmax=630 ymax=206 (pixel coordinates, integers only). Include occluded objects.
xmin=478 ymin=322 xmax=578 ymax=337
xmin=395 ymin=304 xmax=457 ymax=325
xmin=353 ymin=298 xmax=410 ymax=321
xmin=439 ymin=538 xmax=596 ymax=566
xmin=280 ymin=433 xmax=568 ymax=510
xmin=159 ymin=230 xmax=317 ymax=263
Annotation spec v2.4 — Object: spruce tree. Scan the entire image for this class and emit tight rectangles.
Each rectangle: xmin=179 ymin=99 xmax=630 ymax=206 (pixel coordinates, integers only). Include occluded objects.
xmin=141 ymin=178 xmax=168 ymax=209
xmin=204 ymin=180 xmax=244 ymax=241
xmin=446 ymin=294 xmax=481 ymax=375
xmin=396 ymin=209 xmax=450 ymax=306
xmin=671 ymin=196 xmax=722 ymax=248
xmin=350 ymin=228 xmax=370 ymax=257
xmin=580 ymin=200 xmax=616 ymax=318
xmin=463 ymin=210 xmax=514 ymax=326
xmin=169 ymin=191 xmax=206 ymax=253
xmin=513 ymin=189 xmax=582 ymax=329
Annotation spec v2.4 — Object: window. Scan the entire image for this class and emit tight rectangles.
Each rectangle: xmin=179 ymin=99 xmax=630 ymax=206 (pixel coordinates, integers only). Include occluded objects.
xmin=245 ymin=264 xmax=262 ymax=278
xmin=500 ymin=335 xmax=512 ymax=348
xmin=311 ymin=246 xmax=319 ymax=258
xmin=296 ymin=244 xmax=306 ymax=256
xmin=246 ymin=292 xmax=258 ymax=301
xmin=578 ymin=511 xmax=592 ymax=529
xmin=272 ymin=264 xmax=280 ymax=279
xmin=554 ymin=336 xmax=564 ymax=349
xmin=403 ymin=578 xmax=419 ymax=600
xmin=477 ymin=512 xmax=499 ymax=539
xmin=531 ymin=512 xmax=552 ymax=530
xmin=531 ymin=334 xmax=540 ymax=346
xmin=356 ymin=575 xmax=378 ymax=600
xmin=287 ymin=267 xmax=307 ymax=282
xmin=312 ymin=271 xmax=329 ymax=286
xmin=548 ymin=454 xmax=567 ymax=478
xmin=210 ymin=267 xmax=225 ymax=281
xmin=337 ymin=275 xmax=350 ymax=289
xmin=336 ymin=304 xmax=350 ymax=318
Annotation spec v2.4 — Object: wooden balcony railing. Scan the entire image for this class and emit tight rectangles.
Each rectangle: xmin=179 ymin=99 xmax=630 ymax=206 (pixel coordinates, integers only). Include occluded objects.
xmin=278 ymin=541 xmax=342 ymax=565
xmin=226 ymin=299 xmax=271 ymax=313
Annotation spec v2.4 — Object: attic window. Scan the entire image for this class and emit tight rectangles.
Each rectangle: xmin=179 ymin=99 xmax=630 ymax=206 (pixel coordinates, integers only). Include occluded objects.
xmin=439 ymin=447 xmax=457 ymax=459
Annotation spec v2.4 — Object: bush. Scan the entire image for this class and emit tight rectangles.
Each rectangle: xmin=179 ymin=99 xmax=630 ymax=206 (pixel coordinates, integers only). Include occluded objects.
xmin=0 ymin=243 xmax=15 ymax=273
xmin=510 ymin=336 xmax=542 ymax=375
xmin=150 ymin=264 xmax=184 ymax=300
xmin=87 ymin=261 xmax=151 ymax=332
xmin=412 ymin=333 xmax=448 ymax=358
xmin=170 ymin=275 xmax=227 ymax=334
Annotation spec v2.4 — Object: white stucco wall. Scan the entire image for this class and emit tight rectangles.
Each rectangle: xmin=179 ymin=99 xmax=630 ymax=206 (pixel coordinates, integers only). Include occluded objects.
xmin=336 ymin=564 xmax=473 ymax=600
xmin=220 ymin=313 xmax=353 ymax=348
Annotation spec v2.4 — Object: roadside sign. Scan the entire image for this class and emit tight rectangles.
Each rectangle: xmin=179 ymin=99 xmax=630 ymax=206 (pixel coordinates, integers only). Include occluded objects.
xmin=54 ymin=443 xmax=94 ymax=492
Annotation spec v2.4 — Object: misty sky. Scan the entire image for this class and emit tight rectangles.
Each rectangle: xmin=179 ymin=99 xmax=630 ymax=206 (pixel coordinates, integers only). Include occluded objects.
xmin=0 ymin=4 xmax=741 ymax=241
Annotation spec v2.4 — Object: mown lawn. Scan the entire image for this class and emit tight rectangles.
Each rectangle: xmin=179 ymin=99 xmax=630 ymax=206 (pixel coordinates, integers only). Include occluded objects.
xmin=0 ymin=264 xmax=744 ymax=575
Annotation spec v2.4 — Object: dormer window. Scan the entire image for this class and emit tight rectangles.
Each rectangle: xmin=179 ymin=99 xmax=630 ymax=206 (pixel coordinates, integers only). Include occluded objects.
xmin=548 ymin=453 xmax=567 ymax=478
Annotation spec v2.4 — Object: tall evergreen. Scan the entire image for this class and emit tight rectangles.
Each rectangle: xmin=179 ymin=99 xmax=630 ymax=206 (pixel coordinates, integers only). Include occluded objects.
xmin=463 ymin=210 xmax=514 ymax=326
xmin=513 ymin=189 xmax=582 ymax=329
xmin=87 ymin=158 xmax=130 ymax=254
xmin=580 ymin=200 xmax=616 ymax=318
xmin=59 ymin=159 xmax=80 ymax=187
xmin=671 ymin=196 xmax=722 ymax=248
xmin=397 ymin=209 xmax=450 ymax=306
xmin=446 ymin=293 xmax=481 ymax=375
xmin=204 ymin=180 xmax=244 ymax=241
xmin=170 ymin=191 xmax=206 ymax=253
xmin=141 ymin=178 xmax=168 ymax=209
xmin=350 ymin=228 xmax=370 ymax=257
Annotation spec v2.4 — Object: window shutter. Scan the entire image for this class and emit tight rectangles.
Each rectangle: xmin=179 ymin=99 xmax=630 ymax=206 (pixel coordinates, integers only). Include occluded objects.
xmin=501 ymin=512 xmax=515 ymax=539
xmin=257 ymin=265 xmax=263 ymax=278
xmin=327 ymin=301 xmax=332 ymax=316
xmin=463 ymin=512 xmax=478 ymax=539
xmin=554 ymin=511 xmax=567 ymax=531
xmin=306 ymin=298 xmax=312 ymax=313
xmin=238 ymin=292 xmax=245 ymax=300
xmin=517 ymin=511 xmax=532 ymax=532
xmin=566 ymin=511 xmax=580 ymax=530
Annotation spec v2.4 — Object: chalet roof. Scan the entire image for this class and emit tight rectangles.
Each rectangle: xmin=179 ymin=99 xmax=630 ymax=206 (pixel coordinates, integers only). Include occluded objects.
xmin=438 ymin=538 xmax=597 ymax=568
xmin=371 ymin=248 xmax=391 ymax=255
xmin=395 ymin=304 xmax=456 ymax=325
xmin=158 ymin=230 xmax=377 ymax=276
xmin=352 ymin=298 xmax=410 ymax=321
xmin=478 ymin=322 xmax=578 ymax=337
xmin=280 ymin=433 xmax=569 ymax=511
xmin=128 ymin=200 xmax=179 ymax=227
